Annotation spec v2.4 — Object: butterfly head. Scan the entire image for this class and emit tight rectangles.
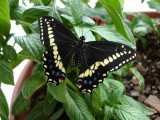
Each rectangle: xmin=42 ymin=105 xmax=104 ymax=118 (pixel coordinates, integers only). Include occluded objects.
xmin=80 ymin=36 xmax=85 ymax=42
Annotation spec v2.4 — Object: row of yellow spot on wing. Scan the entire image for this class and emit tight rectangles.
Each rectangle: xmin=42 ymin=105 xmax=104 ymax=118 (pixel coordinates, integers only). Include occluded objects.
xmin=78 ymin=50 xmax=136 ymax=78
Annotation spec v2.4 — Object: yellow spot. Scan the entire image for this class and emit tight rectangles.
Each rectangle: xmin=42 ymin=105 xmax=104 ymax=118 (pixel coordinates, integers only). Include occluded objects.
xmin=123 ymin=61 xmax=125 ymax=64
xmin=93 ymin=85 xmax=97 ymax=88
xmin=56 ymin=61 xmax=60 ymax=67
xmin=43 ymin=57 xmax=47 ymax=61
xmin=62 ymin=68 xmax=66 ymax=73
xmin=108 ymin=57 xmax=113 ymax=62
xmin=45 ymin=51 xmax=48 ymax=54
xmin=128 ymin=51 xmax=131 ymax=54
xmin=55 ymin=60 xmax=58 ymax=63
xmin=124 ymin=51 xmax=127 ymax=54
xmin=53 ymin=51 xmax=58 ymax=55
xmin=48 ymin=31 xmax=53 ymax=34
xmin=115 ymin=66 xmax=118 ymax=69
xmin=104 ymin=58 xmax=109 ymax=65
xmin=48 ymin=79 xmax=52 ymax=82
xmin=79 ymin=73 xmax=84 ymax=78
xmin=95 ymin=61 xmax=100 ymax=67
xmin=44 ymin=65 xmax=47 ymax=68
xmin=100 ymin=62 xmax=105 ymax=67
xmin=119 ymin=63 xmax=122 ymax=66
xmin=48 ymin=27 xmax=52 ymax=30
xmin=52 ymin=19 xmax=54 ymax=21
xmin=50 ymin=42 xmax=56 ymax=46
xmin=50 ymin=38 xmax=54 ymax=43
xmin=87 ymin=89 xmax=91 ymax=93
xmin=122 ymin=45 xmax=124 ymax=48
xmin=46 ymin=72 xmax=49 ymax=75
xmin=82 ymin=89 xmax=86 ymax=92
xmin=112 ymin=55 xmax=117 ymax=60
xmin=85 ymin=69 xmax=89 ymax=77
xmin=116 ymin=53 xmax=120 ymax=57
xmin=126 ymin=59 xmax=129 ymax=62
xmin=98 ymin=79 xmax=103 ymax=82
xmin=53 ymin=46 xmax=58 ymax=50
xmin=54 ymin=55 xmax=57 ymax=59
xmin=90 ymin=64 xmax=94 ymax=69
xmin=120 ymin=52 xmax=124 ymax=56
xmin=57 ymin=55 xmax=61 ymax=60
xmin=41 ymin=37 xmax=43 ymax=40
xmin=59 ymin=62 xmax=63 ymax=70
xmin=49 ymin=34 xmax=54 ymax=38
xmin=103 ymin=73 xmax=106 ymax=76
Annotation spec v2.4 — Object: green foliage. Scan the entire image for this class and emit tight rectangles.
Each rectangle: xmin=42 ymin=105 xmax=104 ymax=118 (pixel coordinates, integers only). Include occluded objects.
xmin=0 ymin=60 xmax=14 ymax=85
xmin=0 ymin=0 xmax=10 ymax=36
xmin=0 ymin=88 xmax=9 ymax=120
xmin=0 ymin=0 xmax=155 ymax=119
xmin=148 ymin=0 xmax=160 ymax=11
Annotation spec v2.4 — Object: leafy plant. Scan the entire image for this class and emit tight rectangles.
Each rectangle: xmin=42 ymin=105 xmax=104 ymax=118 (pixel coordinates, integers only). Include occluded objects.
xmin=0 ymin=0 xmax=154 ymax=120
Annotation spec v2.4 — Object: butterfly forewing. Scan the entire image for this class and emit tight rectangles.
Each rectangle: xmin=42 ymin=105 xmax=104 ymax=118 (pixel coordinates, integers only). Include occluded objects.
xmin=39 ymin=16 xmax=77 ymax=84
xmin=77 ymin=41 xmax=137 ymax=93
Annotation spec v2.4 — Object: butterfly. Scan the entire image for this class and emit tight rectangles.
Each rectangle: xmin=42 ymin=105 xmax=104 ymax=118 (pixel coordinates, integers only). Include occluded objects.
xmin=38 ymin=16 xmax=137 ymax=94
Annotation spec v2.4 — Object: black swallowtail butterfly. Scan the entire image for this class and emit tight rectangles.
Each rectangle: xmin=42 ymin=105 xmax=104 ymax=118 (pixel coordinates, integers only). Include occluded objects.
xmin=38 ymin=16 xmax=137 ymax=94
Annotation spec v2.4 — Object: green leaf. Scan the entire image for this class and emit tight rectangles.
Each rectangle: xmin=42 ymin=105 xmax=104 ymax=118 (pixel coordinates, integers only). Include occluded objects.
xmin=157 ymin=25 xmax=160 ymax=36
xmin=22 ymin=6 xmax=51 ymax=23
xmin=48 ymin=82 xmax=67 ymax=103
xmin=91 ymin=26 xmax=136 ymax=49
xmin=9 ymin=0 xmax=19 ymax=7
xmin=11 ymin=50 xmax=37 ymax=68
xmin=64 ymin=89 xmax=94 ymax=120
xmin=130 ymin=68 xmax=144 ymax=91
xmin=48 ymin=0 xmax=62 ymax=22
xmin=25 ymin=101 xmax=47 ymax=120
xmin=148 ymin=0 xmax=160 ymax=12
xmin=0 ymin=88 xmax=9 ymax=120
xmin=22 ymin=71 xmax=46 ymax=98
xmin=43 ymin=87 xmax=57 ymax=116
xmin=0 ymin=60 xmax=14 ymax=85
xmin=3 ymin=45 xmax=17 ymax=61
xmin=154 ymin=0 xmax=160 ymax=3
xmin=104 ymin=106 xmax=113 ymax=120
xmin=10 ymin=6 xmax=26 ymax=20
xmin=14 ymin=33 xmax=44 ymax=61
xmin=103 ymin=79 xmax=125 ymax=91
xmin=0 ymin=0 xmax=10 ymax=36
xmin=120 ymin=95 xmax=154 ymax=115
xmin=69 ymin=0 xmax=83 ymax=25
xmin=98 ymin=0 xmax=136 ymax=45
xmin=42 ymin=0 xmax=51 ymax=5
xmin=11 ymin=91 xmax=30 ymax=116
xmin=50 ymin=108 xmax=64 ymax=120
xmin=115 ymin=105 xmax=149 ymax=120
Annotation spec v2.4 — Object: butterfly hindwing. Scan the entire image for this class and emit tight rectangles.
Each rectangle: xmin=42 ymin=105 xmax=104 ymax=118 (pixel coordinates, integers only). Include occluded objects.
xmin=77 ymin=41 xmax=137 ymax=93
xmin=39 ymin=16 xmax=77 ymax=84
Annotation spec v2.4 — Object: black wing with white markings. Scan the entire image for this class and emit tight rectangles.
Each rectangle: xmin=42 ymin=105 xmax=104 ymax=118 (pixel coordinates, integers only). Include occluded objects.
xmin=38 ymin=16 xmax=77 ymax=85
xmin=77 ymin=41 xmax=137 ymax=93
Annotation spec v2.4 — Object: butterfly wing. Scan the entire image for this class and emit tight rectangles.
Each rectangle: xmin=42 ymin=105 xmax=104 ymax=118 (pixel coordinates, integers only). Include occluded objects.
xmin=77 ymin=41 xmax=137 ymax=93
xmin=38 ymin=16 xmax=77 ymax=84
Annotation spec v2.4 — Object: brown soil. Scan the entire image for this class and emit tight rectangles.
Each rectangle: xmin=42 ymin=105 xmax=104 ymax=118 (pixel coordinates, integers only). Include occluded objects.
xmin=124 ymin=32 xmax=160 ymax=120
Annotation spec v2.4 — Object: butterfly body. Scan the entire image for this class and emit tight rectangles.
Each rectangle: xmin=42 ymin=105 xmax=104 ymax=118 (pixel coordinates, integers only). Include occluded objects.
xmin=38 ymin=16 xmax=137 ymax=94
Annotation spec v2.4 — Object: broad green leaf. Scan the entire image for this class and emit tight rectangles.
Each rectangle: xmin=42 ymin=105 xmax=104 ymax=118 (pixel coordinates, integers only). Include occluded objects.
xmin=48 ymin=0 xmax=62 ymax=22
xmin=120 ymin=95 xmax=154 ymax=115
xmin=98 ymin=0 xmax=136 ymax=45
xmin=130 ymin=68 xmax=144 ymax=91
xmin=42 ymin=0 xmax=51 ymax=5
xmin=0 ymin=60 xmax=14 ymax=85
xmin=0 ymin=88 xmax=9 ymax=120
xmin=22 ymin=71 xmax=46 ymax=98
xmin=14 ymin=33 xmax=44 ymax=61
xmin=10 ymin=6 xmax=26 ymax=20
xmin=102 ymin=0 xmax=122 ymax=17
xmin=25 ymin=101 xmax=47 ymax=120
xmin=50 ymin=108 xmax=64 ymax=120
xmin=11 ymin=91 xmax=30 ymax=116
xmin=43 ymin=88 xmax=57 ymax=116
xmin=3 ymin=45 xmax=17 ymax=61
xmin=31 ymin=63 xmax=44 ymax=75
xmin=9 ymin=0 xmax=19 ymax=7
xmin=104 ymin=106 xmax=113 ymax=120
xmin=115 ymin=105 xmax=149 ymax=120
xmin=103 ymin=79 xmax=125 ymax=91
xmin=48 ymin=82 xmax=67 ymax=103
xmin=154 ymin=0 xmax=160 ymax=3
xmin=0 ymin=0 xmax=10 ymax=36
xmin=64 ymin=89 xmax=94 ymax=120
xmin=91 ymin=26 xmax=136 ymax=49
xmin=22 ymin=6 xmax=51 ymax=23
xmin=0 ymin=35 xmax=6 ymax=48
xmin=69 ymin=0 xmax=83 ymax=25
xmin=11 ymin=50 xmax=37 ymax=68
xmin=148 ymin=0 xmax=160 ymax=12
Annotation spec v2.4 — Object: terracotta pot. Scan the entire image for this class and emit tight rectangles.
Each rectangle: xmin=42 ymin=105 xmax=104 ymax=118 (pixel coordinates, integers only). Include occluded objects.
xmin=126 ymin=11 xmax=160 ymax=20
xmin=10 ymin=61 xmax=36 ymax=120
